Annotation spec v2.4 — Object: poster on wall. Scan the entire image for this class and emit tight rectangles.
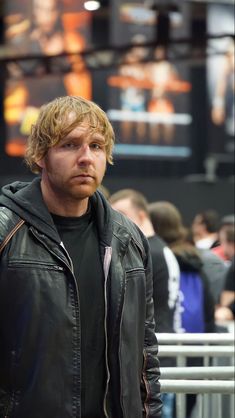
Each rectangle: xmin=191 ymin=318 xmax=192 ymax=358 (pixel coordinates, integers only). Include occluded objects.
xmin=107 ymin=0 xmax=192 ymax=159
xmin=3 ymin=0 xmax=92 ymax=157
xmin=207 ymin=3 xmax=234 ymax=158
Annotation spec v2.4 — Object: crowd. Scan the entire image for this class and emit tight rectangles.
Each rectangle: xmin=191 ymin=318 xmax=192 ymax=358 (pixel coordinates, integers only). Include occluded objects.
xmin=107 ymin=188 xmax=234 ymax=418
xmin=0 ymin=95 xmax=234 ymax=418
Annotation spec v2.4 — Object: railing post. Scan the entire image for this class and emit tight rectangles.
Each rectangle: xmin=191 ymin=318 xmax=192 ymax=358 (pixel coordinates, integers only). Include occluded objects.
xmin=176 ymin=352 xmax=186 ymax=418
xmin=203 ymin=347 xmax=210 ymax=418
xmin=158 ymin=332 xmax=234 ymax=418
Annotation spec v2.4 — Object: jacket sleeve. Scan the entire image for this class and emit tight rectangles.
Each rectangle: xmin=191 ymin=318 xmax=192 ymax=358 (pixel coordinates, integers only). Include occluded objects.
xmin=140 ymin=240 xmax=162 ymax=418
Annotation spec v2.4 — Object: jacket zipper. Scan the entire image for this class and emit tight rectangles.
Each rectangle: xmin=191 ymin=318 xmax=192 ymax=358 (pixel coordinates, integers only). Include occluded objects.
xmin=103 ymin=246 xmax=112 ymax=418
xmin=59 ymin=242 xmax=82 ymax=418
xmin=118 ymin=272 xmax=127 ymax=418
xmin=7 ymin=260 xmax=64 ymax=270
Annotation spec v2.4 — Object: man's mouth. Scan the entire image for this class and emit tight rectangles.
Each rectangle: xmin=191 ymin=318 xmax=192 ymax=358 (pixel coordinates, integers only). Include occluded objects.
xmin=71 ymin=174 xmax=94 ymax=181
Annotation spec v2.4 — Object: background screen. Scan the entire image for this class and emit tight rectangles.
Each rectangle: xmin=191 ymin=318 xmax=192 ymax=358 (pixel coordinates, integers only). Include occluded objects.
xmin=107 ymin=0 xmax=192 ymax=159
xmin=207 ymin=3 xmax=234 ymax=160
xmin=3 ymin=0 xmax=92 ymax=157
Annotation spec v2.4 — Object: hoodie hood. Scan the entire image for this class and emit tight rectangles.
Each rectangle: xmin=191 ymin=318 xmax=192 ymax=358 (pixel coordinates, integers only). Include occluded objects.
xmin=0 ymin=177 xmax=113 ymax=246
xmin=0 ymin=177 xmax=61 ymax=243
xmin=90 ymin=190 xmax=113 ymax=247
xmin=171 ymin=241 xmax=203 ymax=272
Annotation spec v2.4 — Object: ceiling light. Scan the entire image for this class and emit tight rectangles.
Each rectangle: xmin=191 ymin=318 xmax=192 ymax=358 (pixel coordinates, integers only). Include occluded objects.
xmin=84 ymin=1 xmax=100 ymax=11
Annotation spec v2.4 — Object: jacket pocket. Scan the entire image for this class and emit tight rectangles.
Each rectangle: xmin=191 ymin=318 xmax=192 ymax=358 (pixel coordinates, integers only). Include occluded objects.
xmin=7 ymin=260 xmax=64 ymax=272
xmin=125 ymin=267 xmax=145 ymax=280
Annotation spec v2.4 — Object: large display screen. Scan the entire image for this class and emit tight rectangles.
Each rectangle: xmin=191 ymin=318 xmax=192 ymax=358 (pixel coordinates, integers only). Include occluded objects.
xmin=107 ymin=0 xmax=192 ymax=159
xmin=3 ymin=0 xmax=92 ymax=157
xmin=207 ymin=3 xmax=234 ymax=159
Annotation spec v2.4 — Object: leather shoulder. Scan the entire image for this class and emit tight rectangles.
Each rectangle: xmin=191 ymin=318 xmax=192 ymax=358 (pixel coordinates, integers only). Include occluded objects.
xmin=0 ymin=207 xmax=21 ymax=244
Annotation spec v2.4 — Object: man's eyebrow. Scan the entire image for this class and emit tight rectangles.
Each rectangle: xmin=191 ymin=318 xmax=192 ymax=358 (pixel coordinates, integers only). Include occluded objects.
xmin=61 ymin=133 xmax=105 ymax=143
xmin=91 ymin=135 xmax=106 ymax=142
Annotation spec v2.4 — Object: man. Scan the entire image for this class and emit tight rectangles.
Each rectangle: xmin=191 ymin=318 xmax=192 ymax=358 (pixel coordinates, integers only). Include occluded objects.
xmin=212 ymin=214 xmax=235 ymax=262
xmin=109 ymin=190 xmax=180 ymax=418
xmin=215 ymin=224 xmax=235 ymax=321
xmin=109 ymin=189 xmax=180 ymax=336
xmin=191 ymin=209 xmax=220 ymax=250
xmin=0 ymin=96 xmax=162 ymax=418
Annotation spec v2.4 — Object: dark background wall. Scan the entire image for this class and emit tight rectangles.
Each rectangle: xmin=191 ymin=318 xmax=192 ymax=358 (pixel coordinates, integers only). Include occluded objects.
xmin=0 ymin=170 xmax=234 ymax=226
xmin=104 ymin=176 xmax=234 ymax=225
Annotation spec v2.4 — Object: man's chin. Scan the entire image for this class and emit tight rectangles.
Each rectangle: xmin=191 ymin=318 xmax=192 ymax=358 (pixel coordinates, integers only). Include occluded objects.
xmin=69 ymin=185 xmax=97 ymax=200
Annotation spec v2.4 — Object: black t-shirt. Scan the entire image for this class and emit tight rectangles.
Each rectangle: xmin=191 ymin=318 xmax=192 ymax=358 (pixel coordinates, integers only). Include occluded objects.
xmin=52 ymin=209 xmax=106 ymax=418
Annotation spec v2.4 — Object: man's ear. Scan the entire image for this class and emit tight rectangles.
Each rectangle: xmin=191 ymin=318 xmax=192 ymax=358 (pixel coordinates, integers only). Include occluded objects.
xmin=36 ymin=157 xmax=45 ymax=169
xmin=138 ymin=210 xmax=146 ymax=224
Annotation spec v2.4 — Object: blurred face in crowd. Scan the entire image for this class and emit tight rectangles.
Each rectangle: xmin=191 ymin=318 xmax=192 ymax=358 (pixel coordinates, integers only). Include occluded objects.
xmin=37 ymin=119 xmax=107 ymax=215
xmin=111 ymin=198 xmax=141 ymax=227
xmin=191 ymin=215 xmax=205 ymax=240
xmin=219 ymin=227 xmax=235 ymax=260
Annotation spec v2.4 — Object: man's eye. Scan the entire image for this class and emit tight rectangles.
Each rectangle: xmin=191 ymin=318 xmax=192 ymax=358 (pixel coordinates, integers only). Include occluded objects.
xmin=62 ymin=143 xmax=76 ymax=149
xmin=91 ymin=143 xmax=102 ymax=150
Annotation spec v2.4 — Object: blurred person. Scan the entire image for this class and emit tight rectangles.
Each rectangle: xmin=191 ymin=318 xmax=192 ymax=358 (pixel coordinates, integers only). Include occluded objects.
xmin=219 ymin=222 xmax=235 ymax=264
xmin=212 ymin=214 xmax=235 ymax=262
xmin=149 ymin=201 xmax=216 ymax=333
xmin=195 ymin=246 xmax=227 ymax=305
xmin=108 ymin=34 xmax=149 ymax=142
xmin=147 ymin=46 xmax=177 ymax=144
xmin=29 ymin=0 xmax=91 ymax=98
xmin=149 ymin=201 xmax=216 ymax=418
xmin=215 ymin=264 xmax=235 ymax=321
xmin=0 ymin=96 xmax=162 ymax=418
xmin=211 ymin=38 xmax=235 ymax=137
xmin=4 ymin=0 xmax=91 ymax=156
xmin=147 ymin=46 xmax=191 ymax=144
xmin=29 ymin=0 xmax=65 ymax=55
xmin=191 ymin=209 xmax=220 ymax=250
xmin=187 ymin=219 xmax=228 ymax=305
xmin=109 ymin=189 xmax=180 ymax=418
xmin=215 ymin=223 xmax=235 ymax=322
xmin=109 ymin=189 xmax=180 ymax=336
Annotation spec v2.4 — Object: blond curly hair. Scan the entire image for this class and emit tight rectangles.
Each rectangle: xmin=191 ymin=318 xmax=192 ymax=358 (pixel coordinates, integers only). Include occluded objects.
xmin=25 ymin=95 xmax=115 ymax=173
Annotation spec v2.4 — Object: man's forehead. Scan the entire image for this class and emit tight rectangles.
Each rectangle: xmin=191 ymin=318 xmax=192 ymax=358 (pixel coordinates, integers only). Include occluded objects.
xmin=63 ymin=124 xmax=105 ymax=140
xmin=66 ymin=111 xmax=102 ymax=129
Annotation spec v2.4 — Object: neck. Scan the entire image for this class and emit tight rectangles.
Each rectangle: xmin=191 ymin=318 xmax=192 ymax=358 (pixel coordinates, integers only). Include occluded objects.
xmin=139 ymin=218 xmax=155 ymax=238
xmin=40 ymin=180 xmax=89 ymax=217
xmin=198 ymin=232 xmax=218 ymax=242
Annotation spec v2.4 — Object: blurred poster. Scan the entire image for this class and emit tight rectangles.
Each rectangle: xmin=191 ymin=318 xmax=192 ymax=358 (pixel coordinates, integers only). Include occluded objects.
xmin=107 ymin=0 xmax=192 ymax=158
xmin=3 ymin=0 xmax=92 ymax=157
xmin=207 ymin=4 xmax=234 ymax=157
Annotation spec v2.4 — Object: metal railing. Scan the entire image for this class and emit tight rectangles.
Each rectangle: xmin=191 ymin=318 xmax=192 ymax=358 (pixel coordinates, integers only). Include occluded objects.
xmin=157 ymin=332 xmax=235 ymax=418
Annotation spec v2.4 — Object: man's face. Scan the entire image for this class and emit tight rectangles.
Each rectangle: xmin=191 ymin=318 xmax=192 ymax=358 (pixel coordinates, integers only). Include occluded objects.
xmin=219 ymin=228 xmax=235 ymax=260
xmin=111 ymin=198 xmax=141 ymax=227
xmin=33 ymin=0 xmax=58 ymax=33
xmin=38 ymin=123 xmax=107 ymax=203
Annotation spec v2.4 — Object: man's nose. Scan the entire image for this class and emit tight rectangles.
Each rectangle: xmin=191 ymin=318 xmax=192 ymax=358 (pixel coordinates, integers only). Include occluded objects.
xmin=77 ymin=144 xmax=93 ymax=163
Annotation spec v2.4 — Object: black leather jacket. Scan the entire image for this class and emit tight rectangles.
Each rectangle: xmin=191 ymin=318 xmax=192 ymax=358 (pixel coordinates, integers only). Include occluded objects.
xmin=0 ymin=179 xmax=162 ymax=418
